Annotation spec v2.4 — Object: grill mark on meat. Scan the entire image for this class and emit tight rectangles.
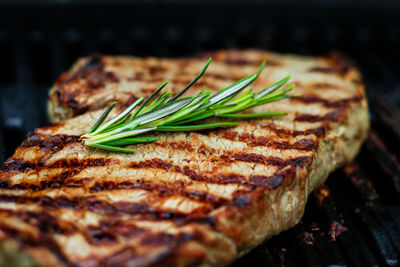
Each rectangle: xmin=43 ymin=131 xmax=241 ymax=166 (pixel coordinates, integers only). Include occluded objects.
xmin=233 ymin=154 xmax=312 ymax=168
xmin=261 ymin=123 xmax=327 ymax=138
xmin=0 ymin=195 xmax=215 ymax=227
xmin=0 ymin=208 xmax=182 ymax=253
xmin=67 ymin=99 xmax=90 ymax=116
xmin=237 ymin=133 xmax=316 ymax=150
xmin=200 ymin=131 xmax=316 ymax=151
xmin=224 ymin=57 xmax=279 ymax=67
xmin=21 ymin=135 xmax=42 ymax=147
xmin=1 ymin=157 xmax=115 ymax=191
xmin=130 ymin=160 xmax=244 ymax=185
xmin=99 ymin=232 xmax=197 ymax=266
xmin=247 ymin=157 xmax=312 ymax=192
xmin=129 ymin=154 xmax=308 ymax=169
xmin=127 ymin=71 xmax=144 ymax=81
xmin=313 ymin=82 xmax=340 ymax=89
xmin=18 ymin=134 xmax=80 ymax=151
xmin=129 ymin=155 xmax=312 ymax=184
xmin=308 ymin=67 xmax=334 ymax=73
xmin=284 ymin=81 xmax=340 ymax=90
xmin=295 ymin=110 xmax=346 ymax=123
xmin=90 ymin=180 xmax=230 ymax=208
xmin=2 ymin=159 xmax=38 ymax=172
xmin=308 ymin=54 xmax=351 ymax=75
xmin=2 ymin=157 xmax=115 ymax=173
xmin=141 ymin=77 xmax=165 ymax=83
xmin=202 ymin=72 xmax=242 ymax=81
xmin=290 ymin=95 xmax=363 ymax=108
xmin=330 ymin=52 xmax=352 ymax=75
xmin=221 ymin=130 xmax=238 ymax=140
xmin=249 ymin=175 xmax=284 ymax=190
xmin=0 ymin=220 xmax=71 ymax=265
xmin=147 ymin=65 xmax=167 ymax=75
xmin=1 ymin=131 xmax=313 ymax=192
xmin=38 ymin=135 xmax=80 ymax=152
xmin=3 ymin=173 xmax=110 ymax=195
xmin=2 ymin=153 xmax=308 ymax=192
xmin=0 ymin=208 xmax=177 ymax=249
xmin=155 ymin=140 xmax=314 ymax=163
xmin=86 ymin=220 xmax=189 ymax=247
xmin=0 ymin=174 xmax=230 ymax=209
xmin=123 ymin=95 xmax=139 ymax=108
xmin=86 ymin=221 xmax=147 ymax=244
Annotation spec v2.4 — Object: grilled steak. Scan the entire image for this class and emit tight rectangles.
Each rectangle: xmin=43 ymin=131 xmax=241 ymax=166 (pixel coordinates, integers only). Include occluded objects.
xmin=1 ymin=50 xmax=369 ymax=266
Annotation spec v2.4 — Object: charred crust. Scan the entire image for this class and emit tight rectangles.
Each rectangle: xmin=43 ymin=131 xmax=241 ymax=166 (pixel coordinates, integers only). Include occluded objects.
xmin=194 ymin=51 xmax=218 ymax=59
xmin=86 ymin=226 xmax=118 ymax=244
xmin=0 ymin=195 xmax=215 ymax=228
xmin=147 ymin=65 xmax=167 ymax=75
xmin=90 ymin=221 xmax=147 ymax=242
xmin=291 ymin=95 xmax=363 ymax=108
xmin=99 ymin=247 xmax=138 ymax=266
xmin=130 ymin=158 xmax=172 ymax=170
xmin=262 ymin=123 xmax=327 ymax=138
xmin=309 ymin=53 xmax=353 ymax=76
xmin=21 ymin=135 xmax=42 ymax=147
xmin=221 ymin=130 xmax=238 ymax=140
xmin=224 ymin=57 xmax=280 ymax=67
xmin=295 ymin=110 xmax=346 ymax=123
xmin=68 ymin=99 xmax=90 ymax=117
xmin=237 ymin=132 xmax=316 ymax=151
xmin=90 ymin=181 xmax=229 ymax=209
xmin=123 ymin=95 xmax=139 ymax=108
xmin=308 ymin=67 xmax=334 ymax=73
xmin=248 ymin=156 xmax=312 ymax=191
xmin=16 ymin=134 xmax=82 ymax=159
xmin=329 ymin=52 xmax=352 ymax=75
xmin=249 ymin=174 xmax=284 ymax=190
xmin=40 ymin=135 xmax=80 ymax=151
xmin=128 ymin=156 xmax=313 ymax=185
xmin=101 ymin=229 xmax=198 ymax=267
xmin=53 ymin=54 xmax=119 ymax=116
xmin=2 ymin=158 xmax=115 ymax=191
xmin=2 ymin=159 xmax=39 ymax=172
xmin=313 ymin=82 xmax=340 ymax=89
xmin=232 ymin=193 xmax=253 ymax=208
xmin=127 ymin=71 xmax=144 ymax=81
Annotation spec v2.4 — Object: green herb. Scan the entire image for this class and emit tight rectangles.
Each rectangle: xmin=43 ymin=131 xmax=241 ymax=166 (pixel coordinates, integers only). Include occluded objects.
xmin=82 ymin=58 xmax=297 ymax=152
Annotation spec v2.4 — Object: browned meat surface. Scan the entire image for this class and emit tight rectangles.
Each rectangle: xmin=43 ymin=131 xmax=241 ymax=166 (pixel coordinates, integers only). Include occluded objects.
xmin=0 ymin=50 xmax=369 ymax=266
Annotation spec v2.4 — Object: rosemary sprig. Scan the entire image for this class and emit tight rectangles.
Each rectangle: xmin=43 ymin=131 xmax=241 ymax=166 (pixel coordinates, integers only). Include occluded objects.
xmin=82 ymin=58 xmax=298 ymax=152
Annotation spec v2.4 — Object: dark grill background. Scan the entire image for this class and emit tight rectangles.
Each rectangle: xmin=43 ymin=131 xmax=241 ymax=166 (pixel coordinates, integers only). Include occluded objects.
xmin=1 ymin=1 xmax=400 ymax=266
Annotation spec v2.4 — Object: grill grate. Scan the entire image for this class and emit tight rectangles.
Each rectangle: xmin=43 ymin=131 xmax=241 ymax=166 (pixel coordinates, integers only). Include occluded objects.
xmin=1 ymin=3 xmax=400 ymax=266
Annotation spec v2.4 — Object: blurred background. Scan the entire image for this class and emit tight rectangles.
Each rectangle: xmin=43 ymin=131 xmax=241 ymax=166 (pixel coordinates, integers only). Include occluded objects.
xmin=1 ymin=1 xmax=400 ymax=266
